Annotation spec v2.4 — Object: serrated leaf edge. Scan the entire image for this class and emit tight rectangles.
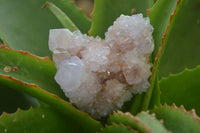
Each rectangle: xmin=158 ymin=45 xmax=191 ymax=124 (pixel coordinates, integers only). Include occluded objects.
xmin=142 ymin=0 xmax=183 ymax=110
xmin=160 ymin=66 xmax=200 ymax=81
xmin=0 ymin=106 xmax=34 ymax=119
xmin=102 ymin=123 xmax=136 ymax=133
xmin=0 ymin=44 xmax=53 ymax=63
xmin=110 ymin=110 xmax=152 ymax=133
xmin=155 ymin=103 xmax=200 ymax=123
xmin=0 ymin=74 xmax=103 ymax=126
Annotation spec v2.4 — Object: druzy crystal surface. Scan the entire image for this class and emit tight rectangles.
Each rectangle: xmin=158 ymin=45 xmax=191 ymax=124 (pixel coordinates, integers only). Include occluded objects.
xmin=49 ymin=14 xmax=154 ymax=118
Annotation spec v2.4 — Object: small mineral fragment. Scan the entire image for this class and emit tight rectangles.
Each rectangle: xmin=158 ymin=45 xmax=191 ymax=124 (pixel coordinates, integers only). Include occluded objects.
xmin=49 ymin=14 xmax=154 ymax=118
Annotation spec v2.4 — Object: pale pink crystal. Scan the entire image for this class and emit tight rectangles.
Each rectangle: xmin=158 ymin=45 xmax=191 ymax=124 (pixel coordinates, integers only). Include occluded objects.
xmin=49 ymin=14 xmax=154 ymax=118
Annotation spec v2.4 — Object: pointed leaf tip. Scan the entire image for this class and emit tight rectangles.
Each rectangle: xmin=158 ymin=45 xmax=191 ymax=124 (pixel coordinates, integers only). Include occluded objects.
xmin=43 ymin=2 xmax=78 ymax=32
xmin=151 ymin=104 xmax=200 ymax=133
xmin=159 ymin=66 xmax=200 ymax=115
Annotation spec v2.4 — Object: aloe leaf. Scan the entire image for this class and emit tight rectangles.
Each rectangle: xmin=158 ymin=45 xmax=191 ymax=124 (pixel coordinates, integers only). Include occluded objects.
xmin=148 ymin=0 xmax=178 ymax=61
xmin=0 ymin=74 xmax=103 ymax=132
xmin=0 ymin=43 xmax=38 ymax=113
xmin=0 ymin=85 xmax=38 ymax=114
xmin=137 ymin=112 xmax=169 ymax=133
xmin=142 ymin=70 xmax=159 ymax=110
xmin=128 ymin=67 xmax=160 ymax=114
xmin=0 ymin=45 xmax=66 ymax=100
xmin=107 ymin=111 xmax=168 ymax=133
xmin=0 ymin=0 xmax=62 ymax=57
xmin=90 ymin=0 xmax=154 ymax=38
xmin=158 ymin=0 xmax=200 ymax=77
xmin=107 ymin=111 xmax=150 ymax=133
xmin=0 ymin=46 xmax=103 ymax=132
xmin=43 ymin=2 xmax=78 ymax=32
xmin=151 ymin=104 xmax=200 ymax=133
xmin=141 ymin=0 xmax=183 ymax=110
xmin=148 ymin=71 xmax=160 ymax=109
xmin=100 ymin=124 xmax=134 ymax=133
xmin=159 ymin=67 xmax=200 ymax=115
xmin=49 ymin=0 xmax=91 ymax=34
xmin=0 ymin=0 xmax=90 ymax=57
xmin=129 ymin=93 xmax=145 ymax=115
xmin=0 ymin=107 xmax=84 ymax=133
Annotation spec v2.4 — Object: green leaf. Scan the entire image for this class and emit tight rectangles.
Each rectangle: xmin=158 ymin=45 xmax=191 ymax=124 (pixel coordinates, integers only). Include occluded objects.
xmin=0 ymin=85 xmax=38 ymax=114
xmin=90 ymin=0 xmax=154 ymax=38
xmin=159 ymin=67 xmax=200 ymax=115
xmin=148 ymin=0 xmax=178 ymax=61
xmin=107 ymin=111 xmax=168 ymax=133
xmin=0 ymin=107 xmax=83 ymax=133
xmin=107 ymin=111 xmax=150 ymax=133
xmin=0 ymin=41 xmax=38 ymax=113
xmin=142 ymin=71 xmax=159 ymax=110
xmin=49 ymin=0 xmax=91 ymax=34
xmin=128 ymin=69 xmax=160 ymax=114
xmin=100 ymin=124 xmax=134 ymax=133
xmin=43 ymin=2 xmax=78 ymax=32
xmin=151 ymin=104 xmax=200 ymax=133
xmin=137 ymin=112 xmax=169 ymax=133
xmin=148 ymin=72 xmax=160 ymax=109
xmin=0 ymin=75 xmax=103 ymax=133
xmin=0 ymin=63 xmax=102 ymax=133
xmin=0 ymin=0 xmax=62 ymax=57
xmin=123 ymin=0 xmax=181 ymax=112
xmin=0 ymin=0 xmax=90 ymax=57
xmin=141 ymin=0 xmax=183 ymax=110
xmin=129 ymin=93 xmax=145 ymax=115
xmin=0 ymin=45 xmax=66 ymax=100
xmin=158 ymin=0 xmax=200 ymax=78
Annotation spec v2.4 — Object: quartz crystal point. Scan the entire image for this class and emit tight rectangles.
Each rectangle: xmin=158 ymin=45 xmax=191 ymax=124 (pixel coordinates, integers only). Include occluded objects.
xmin=49 ymin=14 xmax=154 ymax=118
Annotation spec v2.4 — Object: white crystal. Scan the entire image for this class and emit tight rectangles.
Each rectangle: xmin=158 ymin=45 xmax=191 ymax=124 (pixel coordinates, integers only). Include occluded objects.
xmin=55 ymin=56 xmax=85 ymax=91
xmin=49 ymin=14 xmax=154 ymax=118
xmin=81 ymin=41 xmax=110 ymax=72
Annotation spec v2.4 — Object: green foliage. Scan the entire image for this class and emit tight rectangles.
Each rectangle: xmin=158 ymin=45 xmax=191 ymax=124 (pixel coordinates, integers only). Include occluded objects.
xmin=0 ymin=0 xmax=200 ymax=132
xmin=0 ymin=75 xmax=103 ymax=132
xmin=148 ymin=72 xmax=160 ymax=109
xmin=0 ymin=107 xmax=85 ymax=133
xmin=158 ymin=0 xmax=200 ymax=78
xmin=160 ymin=67 xmax=200 ymax=115
xmin=0 ymin=85 xmax=38 ymax=114
xmin=49 ymin=0 xmax=91 ymax=34
xmin=106 ymin=104 xmax=200 ymax=133
xmin=0 ymin=45 xmax=66 ymax=100
xmin=100 ymin=125 xmax=134 ymax=133
xmin=0 ymin=0 xmax=61 ymax=57
xmin=90 ymin=0 xmax=154 ymax=38
xmin=151 ymin=104 xmax=200 ymax=133
xmin=0 ymin=0 xmax=89 ymax=57
xmin=141 ymin=0 xmax=182 ymax=111
xmin=107 ymin=111 xmax=150 ymax=132
xmin=44 ymin=2 xmax=78 ymax=32
xmin=128 ymin=93 xmax=146 ymax=115
xmin=148 ymin=0 xmax=178 ymax=61
xmin=136 ymin=112 xmax=168 ymax=133
xmin=107 ymin=111 xmax=168 ymax=133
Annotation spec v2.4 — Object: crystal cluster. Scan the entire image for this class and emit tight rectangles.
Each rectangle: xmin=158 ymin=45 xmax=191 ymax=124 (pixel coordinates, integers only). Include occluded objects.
xmin=49 ymin=14 xmax=154 ymax=118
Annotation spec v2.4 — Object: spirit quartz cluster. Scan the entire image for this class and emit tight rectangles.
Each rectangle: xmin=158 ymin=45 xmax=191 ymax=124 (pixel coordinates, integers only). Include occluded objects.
xmin=49 ymin=14 xmax=154 ymax=118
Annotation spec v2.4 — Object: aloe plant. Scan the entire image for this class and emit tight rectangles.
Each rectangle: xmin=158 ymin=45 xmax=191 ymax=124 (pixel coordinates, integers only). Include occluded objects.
xmin=0 ymin=0 xmax=200 ymax=132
